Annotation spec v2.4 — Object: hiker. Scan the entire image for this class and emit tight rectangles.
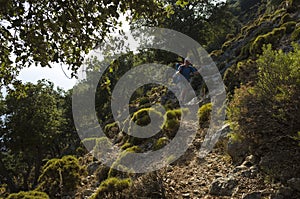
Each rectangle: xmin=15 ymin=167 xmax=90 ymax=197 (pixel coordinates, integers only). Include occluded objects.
xmin=173 ymin=57 xmax=199 ymax=104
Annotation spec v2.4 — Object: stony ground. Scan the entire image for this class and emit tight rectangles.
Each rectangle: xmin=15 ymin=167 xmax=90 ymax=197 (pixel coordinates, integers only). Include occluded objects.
xmin=75 ymin=120 xmax=284 ymax=199
xmin=159 ymin=126 xmax=277 ymax=199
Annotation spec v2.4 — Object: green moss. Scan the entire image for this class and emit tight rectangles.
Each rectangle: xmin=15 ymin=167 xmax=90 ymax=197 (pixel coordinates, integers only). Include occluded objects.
xmin=291 ymin=26 xmax=300 ymax=41
xmin=221 ymin=40 xmax=233 ymax=51
xmin=153 ymin=137 xmax=169 ymax=150
xmin=209 ymin=49 xmax=223 ymax=58
xmin=198 ymin=103 xmax=212 ymax=126
xmin=107 ymin=148 xmax=137 ymax=178
xmin=93 ymin=137 xmax=112 ymax=159
xmin=90 ymin=177 xmax=132 ymax=199
xmin=7 ymin=191 xmax=49 ymax=199
xmin=125 ymin=145 xmax=141 ymax=153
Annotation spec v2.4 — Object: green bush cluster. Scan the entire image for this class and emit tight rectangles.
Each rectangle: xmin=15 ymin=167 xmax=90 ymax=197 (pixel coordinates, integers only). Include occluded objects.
xmin=279 ymin=13 xmax=292 ymax=25
xmin=7 ymin=191 xmax=49 ymax=199
xmin=229 ymin=44 xmax=300 ymax=144
xmin=197 ymin=103 xmax=212 ymax=127
xmin=250 ymin=26 xmax=286 ymax=54
xmin=107 ymin=146 xmax=140 ymax=178
xmin=153 ymin=137 xmax=169 ymax=150
xmin=37 ymin=155 xmax=86 ymax=198
xmin=291 ymin=26 xmax=300 ymax=41
xmin=162 ymin=109 xmax=186 ymax=137
xmin=93 ymin=137 xmax=112 ymax=160
xmin=281 ymin=21 xmax=296 ymax=34
xmin=90 ymin=177 xmax=132 ymax=199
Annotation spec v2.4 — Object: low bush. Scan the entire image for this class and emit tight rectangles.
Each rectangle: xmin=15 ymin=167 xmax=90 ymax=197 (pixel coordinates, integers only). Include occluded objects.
xmin=7 ymin=191 xmax=49 ymax=199
xmin=37 ymin=156 xmax=86 ymax=198
xmin=229 ymin=44 xmax=300 ymax=145
xmin=198 ymin=103 xmax=212 ymax=127
xmin=90 ymin=177 xmax=132 ymax=199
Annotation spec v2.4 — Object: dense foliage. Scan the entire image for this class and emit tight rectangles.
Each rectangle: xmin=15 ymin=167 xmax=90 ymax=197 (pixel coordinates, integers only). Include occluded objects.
xmin=229 ymin=43 xmax=300 ymax=144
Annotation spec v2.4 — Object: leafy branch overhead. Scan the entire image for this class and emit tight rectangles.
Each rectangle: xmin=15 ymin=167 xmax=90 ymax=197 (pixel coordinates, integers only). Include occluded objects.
xmin=0 ymin=0 xmax=163 ymax=86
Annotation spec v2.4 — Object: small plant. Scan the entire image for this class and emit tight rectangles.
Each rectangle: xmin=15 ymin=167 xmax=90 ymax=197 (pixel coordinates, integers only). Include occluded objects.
xmin=153 ymin=137 xmax=169 ymax=150
xmin=250 ymin=27 xmax=286 ymax=54
xmin=37 ymin=155 xmax=86 ymax=198
xmin=7 ymin=191 xmax=49 ymax=199
xmin=90 ymin=177 xmax=132 ymax=199
xmin=197 ymin=103 xmax=212 ymax=127
xmin=291 ymin=26 xmax=300 ymax=41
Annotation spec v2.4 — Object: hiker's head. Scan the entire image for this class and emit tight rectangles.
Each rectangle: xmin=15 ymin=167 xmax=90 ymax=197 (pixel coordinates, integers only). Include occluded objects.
xmin=184 ymin=57 xmax=192 ymax=65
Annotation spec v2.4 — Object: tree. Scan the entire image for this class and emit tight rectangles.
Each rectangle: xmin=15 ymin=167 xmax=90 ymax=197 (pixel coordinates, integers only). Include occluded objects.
xmin=0 ymin=0 xmax=163 ymax=87
xmin=0 ymin=80 xmax=78 ymax=193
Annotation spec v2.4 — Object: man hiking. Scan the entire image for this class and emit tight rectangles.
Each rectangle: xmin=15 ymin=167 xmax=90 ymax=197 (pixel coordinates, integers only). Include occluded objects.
xmin=173 ymin=57 xmax=199 ymax=104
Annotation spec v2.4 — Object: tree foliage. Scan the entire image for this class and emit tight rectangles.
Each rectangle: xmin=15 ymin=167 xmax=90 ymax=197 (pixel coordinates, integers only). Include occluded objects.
xmin=228 ymin=44 xmax=300 ymax=143
xmin=0 ymin=80 xmax=80 ymax=195
xmin=0 ymin=0 xmax=163 ymax=86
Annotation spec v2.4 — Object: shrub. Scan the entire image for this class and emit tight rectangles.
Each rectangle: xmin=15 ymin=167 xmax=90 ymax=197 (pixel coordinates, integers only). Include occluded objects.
xmin=107 ymin=147 xmax=140 ymax=178
xmin=90 ymin=177 xmax=132 ymax=199
xmin=162 ymin=109 xmax=186 ymax=138
xmin=7 ymin=191 xmax=49 ymax=199
xmin=197 ymin=103 xmax=212 ymax=127
xmin=120 ymin=142 xmax=133 ymax=150
xmin=250 ymin=27 xmax=286 ymax=54
xmin=291 ymin=26 xmax=300 ymax=41
xmin=281 ymin=21 xmax=296 ymax=34
xmin=37 ymin=155 xmax=86 ymax=198
xmin=153 ymin=137 xmax=169 ymax=150
xmin=279 ymin=13 xmax=292 ymax=24
xmin=229 ymin=43 xmax=300 ymax=145
xmin=104 ymin=122 xmax=119 ymax=138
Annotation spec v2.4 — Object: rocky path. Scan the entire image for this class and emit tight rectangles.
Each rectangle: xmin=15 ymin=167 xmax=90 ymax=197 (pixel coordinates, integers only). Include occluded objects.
xmin=159 ymin=125 xmax=277 ymax=199
xmin=75 ymin=121 xmax=281 ymax=199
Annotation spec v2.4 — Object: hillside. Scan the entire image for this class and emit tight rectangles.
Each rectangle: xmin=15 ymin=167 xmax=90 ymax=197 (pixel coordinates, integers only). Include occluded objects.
xmin=2 ymin=0 xmax=300 ymax=199
xmin=73 ymin=1 xmax=300 ymax=198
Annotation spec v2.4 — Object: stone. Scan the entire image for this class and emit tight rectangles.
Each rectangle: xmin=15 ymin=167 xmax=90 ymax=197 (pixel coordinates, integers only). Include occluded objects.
xmin=182 ymin=193 xmax=190 ymax=197
xmin=226 ymin=138 xmax=249 ymax=165
xmin=242 ymin=192 xmax=261 ymax=199
xmin=209 ymin=177 xmax=238 ymax=196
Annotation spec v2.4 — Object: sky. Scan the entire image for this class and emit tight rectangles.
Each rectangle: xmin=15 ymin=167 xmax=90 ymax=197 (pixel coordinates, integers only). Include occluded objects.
xmin=17 ymin=63 xmax=77 ymax=91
